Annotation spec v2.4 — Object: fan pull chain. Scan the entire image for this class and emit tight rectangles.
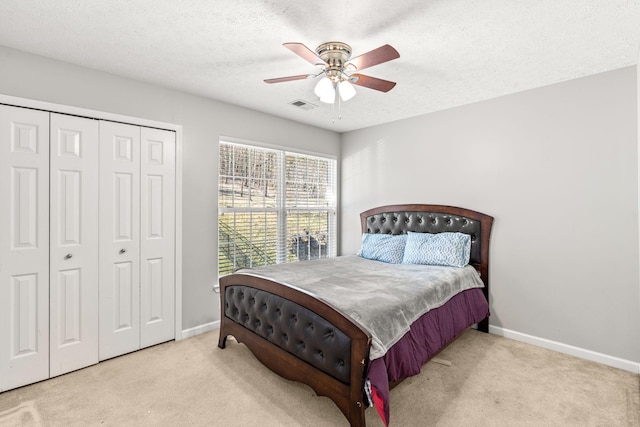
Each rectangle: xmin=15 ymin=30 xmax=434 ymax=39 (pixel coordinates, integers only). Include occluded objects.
xmin=331 ymin=91 xmax=336 ymax=124
xmin=331 ymin=83 xmax=342 ymax=124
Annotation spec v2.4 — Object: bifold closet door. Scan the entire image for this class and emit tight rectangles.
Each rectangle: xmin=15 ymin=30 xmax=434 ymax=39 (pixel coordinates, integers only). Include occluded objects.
xmin=99 ymin=121 xmax=141 ymax=361
xmin=0 ymin=105 xmax=50 ymax=392
xmin=99 ymin=123 xmax=175 ymax=359
xmin=140 ymin=127 xmax=175 ymax=348
xmin=49 ymin=113 xmax=99 ymax=377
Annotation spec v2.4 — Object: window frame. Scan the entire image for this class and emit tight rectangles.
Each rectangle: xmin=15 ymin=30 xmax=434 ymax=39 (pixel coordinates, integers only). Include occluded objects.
xmin=218 ymin=138 xmax=337 ymax=276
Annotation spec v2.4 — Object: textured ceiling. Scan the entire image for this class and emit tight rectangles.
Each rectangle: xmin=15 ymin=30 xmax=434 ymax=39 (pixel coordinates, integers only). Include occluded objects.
xmin=0 ymin=0 xmax=639 ymax=133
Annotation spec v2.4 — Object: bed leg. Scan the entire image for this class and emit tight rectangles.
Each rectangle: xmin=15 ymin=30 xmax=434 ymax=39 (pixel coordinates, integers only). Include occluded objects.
xmin=347 ymin=405 xmax=366 ymax=427
xmin=218 ymin=333 xmax=228 ymax=349
xmin=477 ymin=317 xmax=489 ymax=333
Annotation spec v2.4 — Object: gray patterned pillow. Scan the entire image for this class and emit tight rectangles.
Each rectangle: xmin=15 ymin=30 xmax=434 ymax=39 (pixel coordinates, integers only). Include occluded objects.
xmin=402 ymin=231 xmax=471 ymax=267
xmin=358 ymin=233 xmax=407 ymax=264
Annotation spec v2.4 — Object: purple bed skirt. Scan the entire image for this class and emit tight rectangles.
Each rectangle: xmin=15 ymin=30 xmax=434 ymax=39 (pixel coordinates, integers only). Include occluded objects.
xmin=367 ymin=287 xmax=490 ymax=425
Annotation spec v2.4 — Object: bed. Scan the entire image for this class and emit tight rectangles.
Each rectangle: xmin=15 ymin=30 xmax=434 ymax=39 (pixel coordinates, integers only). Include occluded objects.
xmin=218 ymin=204 xmax=493 ymax=426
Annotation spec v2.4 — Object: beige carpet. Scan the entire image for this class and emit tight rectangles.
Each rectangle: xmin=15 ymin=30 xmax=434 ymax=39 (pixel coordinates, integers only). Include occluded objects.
xmin=0 ymin=329 xmax=638 ymax=426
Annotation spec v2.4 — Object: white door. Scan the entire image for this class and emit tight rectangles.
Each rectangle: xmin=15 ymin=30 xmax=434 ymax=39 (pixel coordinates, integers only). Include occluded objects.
xmin=49 ymin=113 xmax=100 ymax=377
xmin=140 ymin=128 xmax=175 ymax=347
xmin=99 ymin=121 xmax=141 ymax=361
xmin=0 ymin=105 xmax=50 ymax=391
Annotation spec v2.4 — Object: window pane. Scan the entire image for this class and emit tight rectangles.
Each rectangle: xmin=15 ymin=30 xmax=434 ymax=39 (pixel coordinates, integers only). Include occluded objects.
xmin=286 ymin=210 xmax=330 ymax=262
xmin=285 ymin=152 xmax=334 ymax=208
xmin=218 ymin=211 xmax=279 ymax=275
xmin=219 ymin=143 xmax=279 ymax=209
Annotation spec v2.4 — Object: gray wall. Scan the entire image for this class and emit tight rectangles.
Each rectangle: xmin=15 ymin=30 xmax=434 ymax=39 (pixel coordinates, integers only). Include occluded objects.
xmin=341 ymin=66 xmax=640 ymax=363
xmin=0 ymin=45 xmax=341 ymax=332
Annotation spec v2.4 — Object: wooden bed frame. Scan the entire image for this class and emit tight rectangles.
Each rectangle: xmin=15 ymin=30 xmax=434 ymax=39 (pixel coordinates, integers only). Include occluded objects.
xmin=218 ymin=204 xmax=493 ymax=426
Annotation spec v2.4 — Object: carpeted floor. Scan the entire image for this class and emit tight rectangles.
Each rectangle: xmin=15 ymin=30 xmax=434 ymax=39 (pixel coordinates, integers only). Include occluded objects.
xmin=0 ymin=329 xmax=638 ymax=426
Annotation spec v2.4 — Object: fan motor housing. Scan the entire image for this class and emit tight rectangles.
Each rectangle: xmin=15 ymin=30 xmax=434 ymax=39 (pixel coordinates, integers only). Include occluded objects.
xmin=316 ymin=42 xmax=352 ymax=81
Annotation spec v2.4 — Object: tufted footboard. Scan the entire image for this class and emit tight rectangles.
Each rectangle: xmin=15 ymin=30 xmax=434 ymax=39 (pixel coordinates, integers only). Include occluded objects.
xmin=218 ymin=273 xmax=372 ymax=427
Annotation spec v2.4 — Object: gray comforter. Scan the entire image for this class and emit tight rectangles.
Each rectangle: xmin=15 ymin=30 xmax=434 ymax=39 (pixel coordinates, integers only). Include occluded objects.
xmin=238 ymin=255 xmax=484 ymax=360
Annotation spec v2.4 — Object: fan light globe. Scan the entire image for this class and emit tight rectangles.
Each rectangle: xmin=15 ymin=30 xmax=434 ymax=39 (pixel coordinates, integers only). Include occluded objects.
xmin=320 ymin=93 xmax=335 ymax=104
xmin=338 ymin=80 xmax=356 ymax=101
xmin=314 ymin=77 xmax=335 ymax=104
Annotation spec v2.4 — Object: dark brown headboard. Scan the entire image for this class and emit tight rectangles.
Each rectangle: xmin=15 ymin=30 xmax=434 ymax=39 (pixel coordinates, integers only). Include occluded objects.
xmin=360 ymin=204 xmax=494 ymax=311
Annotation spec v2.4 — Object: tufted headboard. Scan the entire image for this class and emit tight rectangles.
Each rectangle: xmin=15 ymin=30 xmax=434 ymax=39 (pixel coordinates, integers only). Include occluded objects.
xmin=360 ymin=204 xmax=494 ymax=298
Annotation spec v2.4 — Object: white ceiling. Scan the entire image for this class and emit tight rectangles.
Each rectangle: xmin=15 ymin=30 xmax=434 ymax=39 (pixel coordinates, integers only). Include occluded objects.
xmin=0 ymin=0 xmax=639 ymax=133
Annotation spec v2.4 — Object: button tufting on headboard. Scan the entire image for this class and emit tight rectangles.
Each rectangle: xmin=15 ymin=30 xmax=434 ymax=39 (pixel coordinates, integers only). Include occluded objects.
xmin=365 ymin=211 xmax=483 ymax=265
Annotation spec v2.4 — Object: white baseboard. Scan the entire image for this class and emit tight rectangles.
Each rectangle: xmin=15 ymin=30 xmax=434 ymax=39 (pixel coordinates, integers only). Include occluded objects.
xmin=177 ymin=321 xmax=640 ymax=374
xmin=178 ymin=320 xmax=220 ymax=340
xmin=489 ymin=325 xmax=640 ymax=374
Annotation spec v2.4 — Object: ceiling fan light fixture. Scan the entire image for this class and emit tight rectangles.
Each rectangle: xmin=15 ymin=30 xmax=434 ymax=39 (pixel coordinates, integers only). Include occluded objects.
xmin=266 ymin=41 xmax=400 ymax=120
xmin=314 ymin=77 xmax=335 ymax=104
xmin=338 ymin=80 xmax=356 ymax=101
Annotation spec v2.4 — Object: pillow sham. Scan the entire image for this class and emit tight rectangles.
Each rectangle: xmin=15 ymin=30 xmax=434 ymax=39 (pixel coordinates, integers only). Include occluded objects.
xmin=358 ymin=233 xmax=407 ymax=264
xmin=402 ymin=231 xmax=471 ymax=267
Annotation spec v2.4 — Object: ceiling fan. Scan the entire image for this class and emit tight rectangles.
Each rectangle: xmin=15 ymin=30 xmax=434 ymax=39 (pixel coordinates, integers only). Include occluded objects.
xmin=264 ymin=42 xmax=400 ymax=104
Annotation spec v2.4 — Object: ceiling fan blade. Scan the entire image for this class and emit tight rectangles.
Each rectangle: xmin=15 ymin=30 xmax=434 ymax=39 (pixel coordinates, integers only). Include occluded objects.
xmin=264 ymin=74 xmax=314 ymax=84
xmin=350 ymin=74 xmax=397 ymax=92
xmin=283 ymin=42 xmax=326 ymax=66
xmin=346 ymin=44 xmax=400 ymax=71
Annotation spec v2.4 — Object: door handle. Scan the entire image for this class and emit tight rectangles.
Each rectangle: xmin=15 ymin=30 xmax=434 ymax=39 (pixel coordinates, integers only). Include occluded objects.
xmin=64 ymin=254 xmax=72 ymax=260
xmin=119 ymin=249 xmax=126 ymax=254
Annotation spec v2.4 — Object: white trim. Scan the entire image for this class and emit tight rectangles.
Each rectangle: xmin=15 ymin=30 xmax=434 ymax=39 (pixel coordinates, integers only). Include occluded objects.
xmin=181 ymin=321 xmax=220 ymax=340
xmin=0 ymin=93 xmax=184 ymax=345
xmin=637 ymin=60 xmax=640 ymax=373
xmin=0 ymin=94 xmax=178 ymax=132
xmin=220 ymin=135 xmax=338 ymax=161
xmin=489 ymin=325 xmax=640 ymax=374
xmin=174 ymin=126 xmax=184 ymax=341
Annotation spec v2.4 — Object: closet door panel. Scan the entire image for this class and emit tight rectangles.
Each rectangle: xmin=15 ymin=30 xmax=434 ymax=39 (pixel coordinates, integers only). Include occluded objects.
xmin=99 ymin=121 xmax=141 ymax=361
xmin=0 ymin=105 xmax=50 ymax=392
xmin=49 ymin=113 xmax=100 ymax=377
xmin=140 ymin=128 xmax=175 ymax=348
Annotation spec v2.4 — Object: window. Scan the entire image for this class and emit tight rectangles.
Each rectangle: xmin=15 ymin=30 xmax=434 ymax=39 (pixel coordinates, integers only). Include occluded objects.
xmin=218 ymin=141 xmax=337 ymax=275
